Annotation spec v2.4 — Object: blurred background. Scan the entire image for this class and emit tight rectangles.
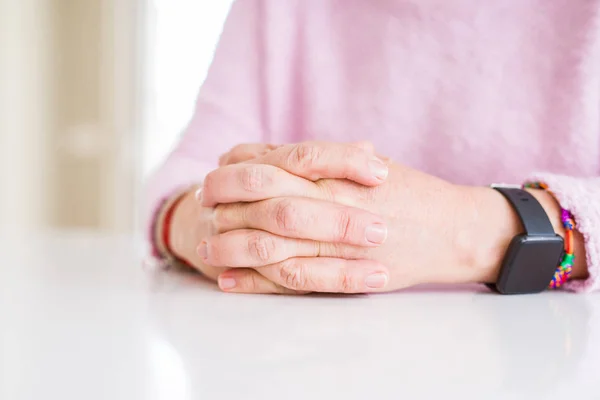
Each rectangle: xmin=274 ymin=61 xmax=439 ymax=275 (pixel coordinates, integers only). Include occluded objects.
xmin=0 ymin=0 xmax=233 ymax=235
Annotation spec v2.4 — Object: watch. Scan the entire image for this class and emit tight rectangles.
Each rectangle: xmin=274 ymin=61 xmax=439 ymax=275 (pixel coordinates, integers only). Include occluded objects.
xmin=487 ymin=185 xmax=564 ymax=294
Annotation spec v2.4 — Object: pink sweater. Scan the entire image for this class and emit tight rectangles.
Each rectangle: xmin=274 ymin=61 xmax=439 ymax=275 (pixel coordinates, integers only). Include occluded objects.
xmin=146 ymin=0 xmax=600 ymax=292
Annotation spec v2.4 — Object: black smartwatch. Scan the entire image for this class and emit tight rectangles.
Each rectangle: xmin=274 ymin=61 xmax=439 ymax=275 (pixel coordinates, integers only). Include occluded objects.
xmin=487 ymin=185 xmax=564 ymax=294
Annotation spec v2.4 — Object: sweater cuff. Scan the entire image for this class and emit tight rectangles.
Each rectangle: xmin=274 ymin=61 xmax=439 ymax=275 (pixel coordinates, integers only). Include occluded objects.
xmin=526 ymin=173 xmax=600 ymax=292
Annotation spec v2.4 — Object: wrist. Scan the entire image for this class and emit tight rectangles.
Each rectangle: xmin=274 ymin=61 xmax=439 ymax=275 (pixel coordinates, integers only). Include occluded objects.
xmin=154 ymin=192 xmax=187 ymax=257
xmin=154 ymin=186 xmax=201 ymax=263
xmin=168 ymin=188 xmax=203 ymax=262
xmin=460 ymin=186 xmax=523 ymax=284
xmin=461 ymin=186 xmax=588 ymax=286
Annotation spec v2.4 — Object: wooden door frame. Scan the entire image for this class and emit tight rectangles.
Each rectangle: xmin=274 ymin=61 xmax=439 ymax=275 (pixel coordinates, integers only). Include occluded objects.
xmin=98 ymin=0 xmax=147 ymax=233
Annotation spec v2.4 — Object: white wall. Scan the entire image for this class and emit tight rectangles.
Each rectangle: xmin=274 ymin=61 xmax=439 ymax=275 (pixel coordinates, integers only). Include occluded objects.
xmin=142 ymin=0 xmax=233 ymax=177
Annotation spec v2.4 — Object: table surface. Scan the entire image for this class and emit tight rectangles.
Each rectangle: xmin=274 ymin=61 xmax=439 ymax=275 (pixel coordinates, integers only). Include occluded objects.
xmin=1 ymin=231 xmax=599 ymax=400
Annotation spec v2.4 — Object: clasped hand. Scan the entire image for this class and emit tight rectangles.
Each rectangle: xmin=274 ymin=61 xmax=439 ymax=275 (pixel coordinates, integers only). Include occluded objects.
xmin=170 ymin=142 xmax=512 ymax=294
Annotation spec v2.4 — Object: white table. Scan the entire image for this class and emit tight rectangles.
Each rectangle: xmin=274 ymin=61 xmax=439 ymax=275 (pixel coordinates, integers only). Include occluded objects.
xmin=1 ymin=232 xmax=599 ymax=400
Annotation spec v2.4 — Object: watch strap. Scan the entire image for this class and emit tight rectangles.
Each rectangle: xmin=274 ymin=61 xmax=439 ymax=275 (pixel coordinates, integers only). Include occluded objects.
xmin=492 ymin=186 xmax=555 ymax=236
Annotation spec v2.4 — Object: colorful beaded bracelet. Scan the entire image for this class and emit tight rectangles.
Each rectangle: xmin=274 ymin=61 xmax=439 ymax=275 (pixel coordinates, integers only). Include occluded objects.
xmin=524 ymin=182 xmax=576 ymax=289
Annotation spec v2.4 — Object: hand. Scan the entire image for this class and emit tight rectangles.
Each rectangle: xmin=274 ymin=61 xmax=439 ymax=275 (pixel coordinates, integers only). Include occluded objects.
xmin=202 ymin=160 xmax=529 ymax=294
xmin=168 ymin=141 xmax=390 ymax=283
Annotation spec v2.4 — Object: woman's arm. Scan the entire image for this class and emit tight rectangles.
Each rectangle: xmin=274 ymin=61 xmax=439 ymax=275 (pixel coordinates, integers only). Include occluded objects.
xmin=464 ymin=184 xmax=589 ymax=287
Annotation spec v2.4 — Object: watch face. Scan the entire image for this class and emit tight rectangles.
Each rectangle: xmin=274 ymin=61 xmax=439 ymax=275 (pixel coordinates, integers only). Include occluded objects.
xmin=498 ymin=235 xmax=565 ymax=294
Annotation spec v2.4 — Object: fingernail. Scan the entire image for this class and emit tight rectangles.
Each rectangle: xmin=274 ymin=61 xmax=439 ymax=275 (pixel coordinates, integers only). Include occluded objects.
xmin=369 ymin=158 xmax=388 ymax=181
xmin=195 ymin=189 xmax=203 ymax=202
xmin=197 ymin=241 xmax=208 ymax=260
xmin=219 ymin=276 xmax=237 ymax=290
xmin=365 ymin=223 xmax=387 ymax=244
xmin=365 ymin=273 xmax=388 ymax=289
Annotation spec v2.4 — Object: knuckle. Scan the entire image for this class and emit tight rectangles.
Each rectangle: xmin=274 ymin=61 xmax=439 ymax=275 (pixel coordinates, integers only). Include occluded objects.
xmin=239 ymin=165 xmax=266 ymax=192
xmin=289 ymin=143 xmax=321 ymax=170
xmin=206 ymin=241 xmax=221 ymax=265
xmin=273 ymin=199 xmax=298 ymax=233
xmin=340 ymin=146 xmax=363 ymax=176
xmin=246 ymin=271 xmax=260 ymax=291
xmin=247 ymin=233 xmax=277 ymax=263
xmin=344 ymin=145 xmax=363 ymax=160
xmin=279 ymin=259 xmax=309 ymax=290
xmin=335 ymin=210 xmax=354 ymax=242
xmin=337 ymin=270 xmax=357 ymax=292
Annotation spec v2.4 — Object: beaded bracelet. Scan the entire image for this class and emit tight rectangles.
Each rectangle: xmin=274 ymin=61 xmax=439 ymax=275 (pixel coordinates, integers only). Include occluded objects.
xmin=524 ymin=182 xmax=576 ymax=289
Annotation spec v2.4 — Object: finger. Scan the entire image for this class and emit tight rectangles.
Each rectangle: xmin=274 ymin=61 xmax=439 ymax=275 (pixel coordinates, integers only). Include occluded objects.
xmin=199 ymin=229 xmax=317 ymax=268
xmin=227 ymin=257 xmax=390 ymax=294
xmin=218 ymin=152 xmax=230 ymax=167
xmin=350 ymin=141 xmax=392 ymax=164
xmin=220 ymin=144 xmax=278 ymax=166
xmin=350 ymin=141 xmax=375 ymax=153
xmin=245 ymin=141 xmax=388 ymax=186
xmin=201 ymin=163 xmax=322 ymax=207
xmin=217 ymin=269 xmax=306 ymax=295
xmin=219 ymin=144 xmax=264 ymax=166
xmin=214 ymin=197 xmax=388 ymax=246
xmin=198 ymin=229 xmax=368 ymax=268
